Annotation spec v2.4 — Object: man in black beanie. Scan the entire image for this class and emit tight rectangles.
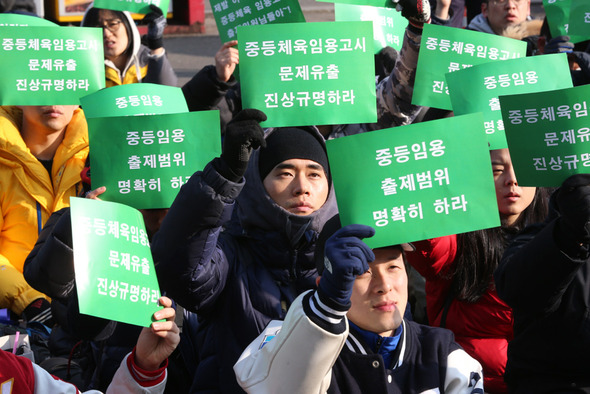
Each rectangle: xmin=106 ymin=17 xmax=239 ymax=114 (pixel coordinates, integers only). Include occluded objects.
xmin=152 ymin=109 xmax=337 ymax=393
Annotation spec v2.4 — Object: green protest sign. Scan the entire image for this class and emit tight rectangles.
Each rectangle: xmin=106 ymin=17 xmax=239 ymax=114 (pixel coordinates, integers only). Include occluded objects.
xmin=447 ymin=53 xmax=573 ymax=150
xmin=567 ymin=0 xmax=590 ymax=38
xmin=88 ymin=111 xmax=221 ymax=209
xmin=326 ymin=113 xmax=500 ymax=249
xmin=543 ymin=0 xmax=587 ymax=44
xmin=80 ymin=84 xmax=188 ymax=118
xmin=239 ymin=21 xmax=377 ymax=127
xmin=70 ymin=197 xmax=161 ymax=327
xmin=0 ymin=13 xmax=58 ymax=26
xmin=210 ymin=0 xmax=305 ymax=43
xmin=413 ymin=24 xmax=526 ymax=110
xmin=334 ymin=3 xmax=408 ymax=53
xmin=0 ymin=26 xmax=105 ymax=105
xmin=499 ymin=84 xmax=590 ymax=187
xmin=93 ymin=0 xmax=170 ymax=16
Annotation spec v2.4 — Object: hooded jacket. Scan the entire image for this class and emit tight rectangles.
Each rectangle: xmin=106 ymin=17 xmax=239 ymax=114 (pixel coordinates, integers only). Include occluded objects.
xmin=81 ymin=7 xmax=177 ymax=87
xmin=152 ymin=127 xmax=338 ymax=393
xmin=0 ymin=106 xmax=88 ymax=314
xmin=467 ymin=13 xmax=497 ymax=35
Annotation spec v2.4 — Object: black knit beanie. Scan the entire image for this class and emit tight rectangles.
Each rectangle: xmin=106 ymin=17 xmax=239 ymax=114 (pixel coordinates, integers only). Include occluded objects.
xmin=258 ymin=127 xmax=330 ymax=181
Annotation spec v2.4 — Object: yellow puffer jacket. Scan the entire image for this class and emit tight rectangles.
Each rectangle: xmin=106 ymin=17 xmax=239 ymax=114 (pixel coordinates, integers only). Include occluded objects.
xmin=0 ymin=106 xmax=89 ymax=314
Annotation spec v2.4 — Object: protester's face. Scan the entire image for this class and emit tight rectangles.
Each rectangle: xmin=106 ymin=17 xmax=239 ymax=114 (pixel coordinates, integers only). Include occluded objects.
xmin=347 ymin=247 xmax=408 ymax=337
xmin=98 ymin=9 xmax=129 ymax=62
xmin=18 ymin=105 xmax=78 ymax=134
xmin=263 ymin=159 xmax=329 ymax=216
xmin=491 ymin=148 xmax=536 ymax=226
xmin=482 ymin=0 xmax=530 ymax=35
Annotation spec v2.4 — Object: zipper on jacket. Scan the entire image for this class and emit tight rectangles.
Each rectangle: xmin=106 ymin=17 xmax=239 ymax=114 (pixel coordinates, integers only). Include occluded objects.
xmin=289 ymin=249 xmax=299 ymax=281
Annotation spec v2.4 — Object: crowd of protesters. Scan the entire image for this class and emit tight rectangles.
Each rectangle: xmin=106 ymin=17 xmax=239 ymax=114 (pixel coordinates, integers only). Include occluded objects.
xmin=2 ymin=0 xmax=590 ymax=392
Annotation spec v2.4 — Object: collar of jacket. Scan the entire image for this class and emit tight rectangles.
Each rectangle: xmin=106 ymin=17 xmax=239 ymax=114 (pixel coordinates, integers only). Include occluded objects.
xmin=345 ymin=320 xmax=408 ymax=370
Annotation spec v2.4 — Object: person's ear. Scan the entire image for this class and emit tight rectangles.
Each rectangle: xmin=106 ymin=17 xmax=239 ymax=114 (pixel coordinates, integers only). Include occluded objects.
xmin=315 ymin=276 xmax=321 ymax=287
xmin=481 ymin=2 xmax=488 ymax=18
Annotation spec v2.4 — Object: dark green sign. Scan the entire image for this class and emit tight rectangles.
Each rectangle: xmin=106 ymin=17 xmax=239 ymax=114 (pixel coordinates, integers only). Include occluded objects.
xmin=500 ymin=84 xmax=590 ymax=187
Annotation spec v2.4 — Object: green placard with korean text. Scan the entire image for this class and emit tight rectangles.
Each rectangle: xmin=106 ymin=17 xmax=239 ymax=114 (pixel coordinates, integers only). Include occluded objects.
xmin=447 ymin=53 xmax=573 ymax=150
xmin=70 ymin=197 xmax=161 ymax=328
xmin=543 ymin=0 xmax=587 ymax=44
xmin=499 ymin=84 xmax=590 ymax=187
xmin=567 ymin=0 xmax=590 ymax=39
xmin=0 ymin=13 xmax=58 ymax=26
xmin=0 ymin=26 xmax=105 ymax=105
xmin=413 ymin=24 xmax=526 ymax=110
xmin=326 ymin=113 xmax=500 ymax=249
xmin=334 ymin=3 xmax=408 ymax=53
xmin=88 ymin=111 xmax=221 ymax=209
xmin=80 ymin=84 xmax=188 ymax=118
xmin=93 ymin=0 xmax=171 ymax=16
xmin=239 ymin=21 xmax=377 ymax=127
xmin=210 ymin=0 xmax=305 ymax=43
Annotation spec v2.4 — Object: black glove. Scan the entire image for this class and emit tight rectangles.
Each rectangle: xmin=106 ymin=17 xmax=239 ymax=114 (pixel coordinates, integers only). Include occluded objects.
xmin=555 ymin=174 xmax=590 ymax=246
xmin=318 ymin=224 xmax=375 ymax=306
xmin=544 ymin=35 xmax=574 ymax=54
xmin=142 ymin=4 xmax=166 ymax=50
xmin=391 ymin=0 xmax=430 ymax=27
xmin=217 ymin=109 xmax=267 ymax=182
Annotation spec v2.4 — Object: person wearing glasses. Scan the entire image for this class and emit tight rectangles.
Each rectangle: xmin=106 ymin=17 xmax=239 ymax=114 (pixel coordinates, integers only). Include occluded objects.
xmin=467 ymin=0 xmax=532 ymax=36
xmin=81 ymin=6 xmax=177 ymax=87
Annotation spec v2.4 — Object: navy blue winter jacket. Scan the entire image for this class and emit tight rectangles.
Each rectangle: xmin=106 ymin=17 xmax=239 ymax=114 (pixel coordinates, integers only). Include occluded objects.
xmin=152 ymin=127 xmax=338 ymax=393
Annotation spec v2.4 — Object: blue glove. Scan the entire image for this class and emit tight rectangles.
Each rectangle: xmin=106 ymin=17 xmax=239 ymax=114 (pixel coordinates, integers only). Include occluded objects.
xmin=143 ymin=4 xmax=166 ymax=50
xmin=544 ymin=35 xmax=574 ymax=54
xmin=318 ymin=224 xmax=376 ymax=306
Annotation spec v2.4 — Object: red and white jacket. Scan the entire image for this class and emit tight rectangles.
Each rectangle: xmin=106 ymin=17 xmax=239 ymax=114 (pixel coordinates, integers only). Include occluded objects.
xmin=0 ymin=349 xmax=167 ymax=394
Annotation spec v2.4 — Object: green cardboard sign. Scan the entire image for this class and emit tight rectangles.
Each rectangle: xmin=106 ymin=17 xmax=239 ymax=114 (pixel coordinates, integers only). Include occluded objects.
xmin=499 ymin=84 xmax=590 ymax=187
xmin=567 ymin=0 xmax=590 ymax=38
xmin=543 ymin=0 xmax=587 ymax=44
xmin=80 ymin=83 xmax=188 ymax=118
xmin=93 ymin=0 xmax=170 ymax=16
xmin=210 ymin=0 xmax=305 ymax=43
xmin=0 ymin=14 xmax=58 ymax=26
xmin=70 ymin=197 xmax=162 ymax=327
xmin=0 ymin=26 xmax=105 ymax=105
xmin=334 ymin=3 xmax=408 ymax=53
xmin=447 ymin=53 xmax=573 ymax=150
xmin=88 ymin=111 xmax=221 ymax=209
xmin=239 ymin=21 xmax=377 ymax=127
xmin=413 ymin=24 xmax=527 ymax=110
xmin=326 ymin=113 xmax=500 ymax=248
